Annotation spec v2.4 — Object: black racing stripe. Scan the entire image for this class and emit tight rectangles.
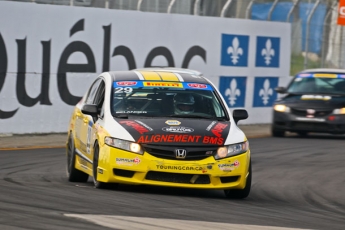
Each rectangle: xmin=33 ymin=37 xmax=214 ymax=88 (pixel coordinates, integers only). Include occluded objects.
xmin=178 ymin=73 xmax=209 ymax=84
xmin=109 ymin=71 xmax=141 ymax=81
xmin=156 ymin=72 xmax=163 ymax=80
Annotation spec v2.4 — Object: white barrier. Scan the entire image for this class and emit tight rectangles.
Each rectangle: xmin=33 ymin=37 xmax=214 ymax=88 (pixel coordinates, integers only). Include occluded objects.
xmin=0 ymin=1 xmax=291 ymax=134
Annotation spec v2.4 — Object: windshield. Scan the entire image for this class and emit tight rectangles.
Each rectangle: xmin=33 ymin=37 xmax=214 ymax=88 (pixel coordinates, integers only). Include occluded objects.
xmin=111 ymin=81 xmax=227 ymax=119
xmin=287 ymin=73 xmax=345 ymax=95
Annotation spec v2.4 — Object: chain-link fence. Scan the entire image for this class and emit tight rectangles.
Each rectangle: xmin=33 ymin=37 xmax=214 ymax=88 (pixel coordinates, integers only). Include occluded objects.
xmin=2 ymin=0 xmax=343 ymax=75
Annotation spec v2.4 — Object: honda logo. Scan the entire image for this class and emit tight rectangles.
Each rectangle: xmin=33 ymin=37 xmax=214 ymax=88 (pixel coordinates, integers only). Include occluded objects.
xmin=175 ymin=149 xmax=187 ymax=159
xmin=307 ymin=109 xmax=315 ymax=114
xmin=306 ymin=109 xmax=315 ymax=118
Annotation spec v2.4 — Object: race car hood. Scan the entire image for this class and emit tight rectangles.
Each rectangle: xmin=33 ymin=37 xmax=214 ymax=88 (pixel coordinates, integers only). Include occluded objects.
xmin=114 ymin=118 xmax=231 ymax=146
xmin=278 ymin=94 xmax=345 ymax=109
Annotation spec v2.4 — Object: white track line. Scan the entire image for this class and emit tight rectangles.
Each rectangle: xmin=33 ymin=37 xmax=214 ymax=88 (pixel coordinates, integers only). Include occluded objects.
xmin=64 ymin=214 xmax=312 ymax=230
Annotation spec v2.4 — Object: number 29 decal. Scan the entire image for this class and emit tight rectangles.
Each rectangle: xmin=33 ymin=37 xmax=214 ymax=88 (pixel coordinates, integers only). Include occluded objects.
xmin=115 ymin=87 xmax=133 ymax=93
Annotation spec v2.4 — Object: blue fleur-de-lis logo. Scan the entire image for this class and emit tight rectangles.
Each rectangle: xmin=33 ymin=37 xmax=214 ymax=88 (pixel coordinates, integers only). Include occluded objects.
xmin=261 ymin=39 xmax=275 ymax=65
xmin=219 ymin=76 xmax=246 ymax=107
xmin=221 ymin=34 xmax=249 ymax=67
xmin=259 ymin=79 xmax=273 ymax=105
xmin=253 ymin=77 xmax=278 ymax=107
xmin=227 ymin=37 xmax=243 ymax=65
xmin=256 ymin=36 xmax=280 ymax=68
xmin=225 ymin=79 xmax=241 ymax=106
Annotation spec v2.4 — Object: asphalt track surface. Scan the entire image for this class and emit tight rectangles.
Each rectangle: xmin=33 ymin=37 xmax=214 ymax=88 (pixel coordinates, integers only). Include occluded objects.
xmin=1 ymin=135 xmax=345 ymax=230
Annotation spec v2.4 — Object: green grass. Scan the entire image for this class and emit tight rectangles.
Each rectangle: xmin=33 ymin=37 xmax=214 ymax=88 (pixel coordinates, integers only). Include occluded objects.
xmin=290 ymin=54 xmax=322 ymax=76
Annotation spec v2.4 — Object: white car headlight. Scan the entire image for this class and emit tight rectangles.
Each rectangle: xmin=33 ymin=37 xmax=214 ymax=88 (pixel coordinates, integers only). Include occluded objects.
xmin=215 ymin=141 xmax=249 ymax=160
xmin=104 ymin=137 xmax=143 ymax=154
xmin=333 ymin=108 xmax=345 ymax=114
xmin=274 ymin=104 xmax=290 ymax=113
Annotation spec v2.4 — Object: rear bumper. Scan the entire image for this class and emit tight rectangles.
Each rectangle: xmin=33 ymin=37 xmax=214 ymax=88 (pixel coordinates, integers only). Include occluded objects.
xmin=272 ymin=111 xmax=345 ymax=134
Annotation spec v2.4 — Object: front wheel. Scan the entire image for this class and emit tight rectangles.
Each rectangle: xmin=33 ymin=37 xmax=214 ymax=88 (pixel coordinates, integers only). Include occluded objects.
xmin=224 ymin=162 xmax=251 ymax=199
xmin=66 ymin=135 xmax=89 ymax=182
xmin=92 ymin=144 xmax=118 ymax=189
xmin=271 ymin=128 xmax=285 ymax=137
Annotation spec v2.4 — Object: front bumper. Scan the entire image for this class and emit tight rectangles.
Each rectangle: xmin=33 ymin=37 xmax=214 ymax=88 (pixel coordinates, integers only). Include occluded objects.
xmin=272 ymin=111 xmax=345 ymax=134
xmin=96 ymin=144 xmax=250 ymax=190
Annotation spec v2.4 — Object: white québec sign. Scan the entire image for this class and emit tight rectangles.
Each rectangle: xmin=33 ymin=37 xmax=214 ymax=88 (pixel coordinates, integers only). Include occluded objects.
xmin=0 ymin=1 xmax=290 ymax=134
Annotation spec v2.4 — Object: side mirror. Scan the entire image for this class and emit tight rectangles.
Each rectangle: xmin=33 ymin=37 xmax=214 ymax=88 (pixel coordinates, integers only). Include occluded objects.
xmin=233 ymin=109 xmax=248 ymax=124
xmin=81 ymin=104 xmax=98 ymax=117
xmin=275 ymin=86 xmax=286 ymax=94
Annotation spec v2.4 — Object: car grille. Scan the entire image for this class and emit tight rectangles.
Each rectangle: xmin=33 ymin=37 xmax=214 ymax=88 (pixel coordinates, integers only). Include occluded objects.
xmin=291 ymin=122 xmax=329 ymax=130
xmin=290 ymin=108 xmax=333 ymax=117
xmin=145 ymin=171 xmax=210 ymax=184
xmin=113 ymin=169 xmax=135 ymax=178
xmin=142 ymin=144 xmax=217 ymax=160
xmin=220 ymin=176 xmax=239 ymax=183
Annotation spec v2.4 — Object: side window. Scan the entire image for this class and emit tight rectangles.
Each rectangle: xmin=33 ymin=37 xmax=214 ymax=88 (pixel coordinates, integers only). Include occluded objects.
xmin=85 ymin=79 xmax=102 ymax=104
xmin=94 ymin=81 xmax=106 ymax=117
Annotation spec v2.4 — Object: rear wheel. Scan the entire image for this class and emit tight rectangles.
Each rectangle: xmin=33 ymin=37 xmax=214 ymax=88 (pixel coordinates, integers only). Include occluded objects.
xmin=224 ymin=162 xmax=251 ymax=199
xmin=66 ymin=135 xmax=89 ymax=182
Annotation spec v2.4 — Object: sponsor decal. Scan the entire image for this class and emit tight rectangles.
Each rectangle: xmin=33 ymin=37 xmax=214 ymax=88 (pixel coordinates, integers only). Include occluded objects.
xmin=301 ymin=95 xmax=331 ymax=101
xmin=143 ymin=82 xmax=183 ymax=88
xmin=119 ymin=120 xmax=150 ymax=134
xmin=134 ymin=120 xmax=153 ymax=131
xmin=187 ymin=83 xmax=207 ymax=89
xmin=218 ymin=160 xmax=240 ymax=171
xmin=165 ymin=120 xmax=181 ymax=126
xmin=297 ymin=73 xmax=312 ymax=78
xmin=116 ymin=157 xmax=141 ymax=166
xmin=116 ymin=81 xmax=137 ymax=86
xmin=138 ymin=134 xmax=224 ymax=145
xmin=313 ymin=73 xmax=337 ymax=78
xmin=116 ymin=111 xmax=148 ymax=114
xmin=156 ymin=165 xmax=203 ymax=171
xmin=162 ymin=126 xmax=194 ymax=133
xmin=206 ymin=121 xmax=217 ymax=131
xmin=211 ymin=123 xmax=228 ymax=137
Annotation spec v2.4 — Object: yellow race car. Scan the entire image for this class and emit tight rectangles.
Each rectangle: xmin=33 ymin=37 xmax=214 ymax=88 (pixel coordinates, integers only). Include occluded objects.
xmin=66 ymin=68 xmax=251 ymax=199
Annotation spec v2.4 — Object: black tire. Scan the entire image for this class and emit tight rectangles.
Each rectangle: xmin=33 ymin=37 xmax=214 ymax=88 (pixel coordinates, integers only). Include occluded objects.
xmin=297 ymin=131 xmax=308 ymax=137
xmin=224 ymin=162 xmax=251 ymax=199
xmin=271 ymin=128 xmax=285 ymax=137
xmin=66 ymin=135 xmax=89 ymax=182
xmin=92 ymin=144 xmax=118 ymax=189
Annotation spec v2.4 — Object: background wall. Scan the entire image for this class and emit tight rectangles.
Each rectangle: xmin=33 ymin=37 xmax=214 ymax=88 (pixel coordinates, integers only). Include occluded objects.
xmin=0 ymin=1 xmax=290 ymax=134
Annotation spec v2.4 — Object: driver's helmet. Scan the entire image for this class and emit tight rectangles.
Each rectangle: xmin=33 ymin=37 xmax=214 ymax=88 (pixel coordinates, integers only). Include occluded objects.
xmin=173 ymin=93 xmax=195 ymax=114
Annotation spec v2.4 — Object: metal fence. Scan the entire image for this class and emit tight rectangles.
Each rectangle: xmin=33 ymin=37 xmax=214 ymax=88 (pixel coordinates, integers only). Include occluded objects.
xmin=2 ymin=0 xmax=343 ymax=75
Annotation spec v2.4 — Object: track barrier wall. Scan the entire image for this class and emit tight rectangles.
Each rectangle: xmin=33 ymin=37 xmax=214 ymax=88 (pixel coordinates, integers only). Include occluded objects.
xmin=0 ymin=1 xmax=290 ymax=134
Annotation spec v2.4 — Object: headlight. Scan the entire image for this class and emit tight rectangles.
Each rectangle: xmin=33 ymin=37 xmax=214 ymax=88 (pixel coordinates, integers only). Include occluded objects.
xmin=274 ymin=104 xmax=290 ymax=113
xmin=104 ymin=137 xmax=143 ymax=154
xmin=333 ymin=108 xmax=345 ymax=114
xmin=215 ymin=141 xmax=249 ymax=160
